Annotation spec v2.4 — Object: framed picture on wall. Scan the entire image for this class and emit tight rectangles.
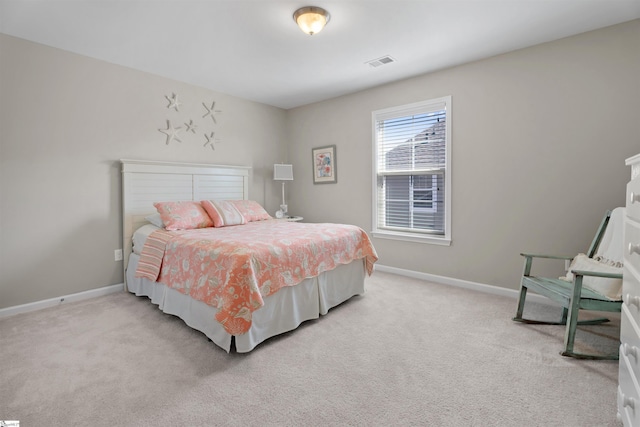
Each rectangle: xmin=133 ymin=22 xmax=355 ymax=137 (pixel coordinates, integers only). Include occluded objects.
xmin=312 ymin=145 xmax=337 ymax=184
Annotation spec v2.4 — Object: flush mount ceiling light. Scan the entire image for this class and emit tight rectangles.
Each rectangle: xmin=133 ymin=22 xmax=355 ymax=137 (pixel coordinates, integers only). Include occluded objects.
xmin=293 ymin=6 xmax=331 ymax=35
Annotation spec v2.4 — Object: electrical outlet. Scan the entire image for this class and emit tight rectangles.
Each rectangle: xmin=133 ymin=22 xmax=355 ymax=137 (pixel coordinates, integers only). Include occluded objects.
xmin=114 ymin=249 xmax=123 ymax=261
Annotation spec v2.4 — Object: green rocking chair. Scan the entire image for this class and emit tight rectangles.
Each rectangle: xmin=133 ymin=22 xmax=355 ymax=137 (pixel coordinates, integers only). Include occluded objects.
xmin=513 ymin=209 xmax=624 ymax=359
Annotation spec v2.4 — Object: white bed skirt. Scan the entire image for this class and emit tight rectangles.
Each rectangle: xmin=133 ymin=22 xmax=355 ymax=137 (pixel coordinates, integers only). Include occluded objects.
xmin=125 ymin=254 xmax=366 ymax=353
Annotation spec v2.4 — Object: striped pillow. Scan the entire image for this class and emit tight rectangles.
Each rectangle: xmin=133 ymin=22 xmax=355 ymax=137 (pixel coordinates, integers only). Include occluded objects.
xmin=201 ymin=200 xmax=247 ymax=227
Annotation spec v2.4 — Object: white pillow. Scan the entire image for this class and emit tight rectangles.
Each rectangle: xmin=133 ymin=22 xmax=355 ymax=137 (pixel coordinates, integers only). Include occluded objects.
xmin=561 ymin=253 xmax=622 ymax=301
xmin=132 ymin=224 xmax=160 ymax=255
xmin=144 ymin=213 xmax=165 ymax=228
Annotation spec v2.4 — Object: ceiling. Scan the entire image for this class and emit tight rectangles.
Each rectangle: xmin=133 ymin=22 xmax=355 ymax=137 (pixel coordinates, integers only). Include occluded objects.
xmin=1 ymin=0 xmax=639 ymax=109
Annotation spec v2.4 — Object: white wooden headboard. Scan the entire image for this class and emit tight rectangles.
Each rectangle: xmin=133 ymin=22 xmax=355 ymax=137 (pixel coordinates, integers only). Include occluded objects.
xmin=121 ymin=159 xmax=251 ymax=287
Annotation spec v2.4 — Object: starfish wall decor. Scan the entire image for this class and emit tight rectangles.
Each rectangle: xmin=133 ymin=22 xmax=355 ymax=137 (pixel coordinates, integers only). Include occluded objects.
xmin=158 ymin=120 xmax=182 ymax=145
xmin=165 ymin=93 xmax=182 ymax=112
xmin=202 ymin=101 xmax=221 ymax=124
xmin=158 ymin=93 xmax=223 ymax=151
xmin=184 ymin=119 xmax=198 ymax=134
xmin=203 ymin=131 xmax=221 ymax=150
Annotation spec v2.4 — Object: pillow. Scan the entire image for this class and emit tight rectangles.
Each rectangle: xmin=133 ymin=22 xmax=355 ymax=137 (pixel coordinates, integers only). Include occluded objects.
xmin=153 ymin=201 xmax=213 ymax=231
xmin=132 ymin=224 xmax=160 ymax=255
xmin=201 ymin=200 xmax=247 ymax=227
xmin=230 ymin=200 xmax=272 ymax=222
xmin=144 ymin=213 xmax=165 ymax=228
xmin=560 ymin=253 xmax=623 ymax=301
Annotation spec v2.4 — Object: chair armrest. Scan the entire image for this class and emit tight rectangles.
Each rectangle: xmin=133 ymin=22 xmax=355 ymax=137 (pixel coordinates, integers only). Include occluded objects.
xmin=571 ymin=269 xmax=623 ymax=280
xmin=520 ymin=253 xmax=574 ymax=260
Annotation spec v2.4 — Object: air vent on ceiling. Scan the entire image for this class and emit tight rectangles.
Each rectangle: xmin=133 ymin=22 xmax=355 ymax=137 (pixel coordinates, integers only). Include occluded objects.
xmin=366 ymin=55 xmax=396 ymax=68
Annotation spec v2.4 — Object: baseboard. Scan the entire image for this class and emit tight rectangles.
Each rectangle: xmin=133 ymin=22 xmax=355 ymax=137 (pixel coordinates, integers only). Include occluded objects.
xmin=1 ymin=266 xmax=552 ymax=320
xmin=0 ymin=283 xmax=124 ymax=319
xmin=374 ymin=264 xmax=553 ymax=305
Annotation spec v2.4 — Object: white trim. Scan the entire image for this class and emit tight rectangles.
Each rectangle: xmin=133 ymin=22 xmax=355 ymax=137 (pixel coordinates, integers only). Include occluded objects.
xmin=625 ymin=153 xmax=640 ymax=166
xmin=374 ymin=264 xmax=555 ymax=305
xmin=120 ymin=159 xmax=251 ymax=175
xmin=0 ymin=267 xmax=556 ymax=319
xmin=373 ymin=98 xmax=448 ymax=121
xmin=626 ymin=153 xmax=640 ymax=180
xmin=0 ymin=283 xmax=124 ymax=319
xmin=372 ymin=230 xmax=451 ymax=246
xmin=371 ymin=96 xmax=452 ymax=245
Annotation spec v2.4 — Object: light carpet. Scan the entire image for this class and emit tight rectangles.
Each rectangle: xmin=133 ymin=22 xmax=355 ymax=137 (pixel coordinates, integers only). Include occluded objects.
xmin=0 ymin=271 xmax=622 ymax=426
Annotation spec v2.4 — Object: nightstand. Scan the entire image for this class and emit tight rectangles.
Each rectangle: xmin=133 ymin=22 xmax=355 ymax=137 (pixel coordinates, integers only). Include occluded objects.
xmin=283 ymin=216 xmax=303 ymax=222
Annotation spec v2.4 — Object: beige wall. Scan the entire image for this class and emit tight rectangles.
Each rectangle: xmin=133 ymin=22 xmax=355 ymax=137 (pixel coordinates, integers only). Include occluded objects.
xmin=0 ymin=34 xmax=288 ymax=309
xmin=286 ymin=20 xmax=640 ymax=290
xmin=1 ymin=20 xmax=639 ymax=310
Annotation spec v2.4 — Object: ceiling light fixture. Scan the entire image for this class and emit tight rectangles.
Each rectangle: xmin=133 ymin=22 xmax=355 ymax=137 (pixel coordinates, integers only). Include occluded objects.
xmin=293 ymin=6 xmax=330 ymax=35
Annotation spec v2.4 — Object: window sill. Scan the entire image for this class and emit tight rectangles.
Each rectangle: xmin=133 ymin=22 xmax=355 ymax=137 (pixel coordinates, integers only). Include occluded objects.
xmin=372 ymin=230 xmax=451 ymax=246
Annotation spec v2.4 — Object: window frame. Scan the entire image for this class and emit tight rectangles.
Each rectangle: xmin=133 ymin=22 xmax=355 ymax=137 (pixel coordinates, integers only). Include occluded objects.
xmin=371 ymin=96 xmax=452 ymax=246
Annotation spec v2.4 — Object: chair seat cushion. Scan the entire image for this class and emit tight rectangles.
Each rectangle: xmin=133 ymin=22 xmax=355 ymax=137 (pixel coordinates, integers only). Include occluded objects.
xmin=561 ymin=253 xmax=622 ymax=301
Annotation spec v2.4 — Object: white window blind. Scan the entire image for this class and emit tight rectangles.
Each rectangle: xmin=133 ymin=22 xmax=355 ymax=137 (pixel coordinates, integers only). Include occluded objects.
xmin=372 ymin=97 xmax=451 ymax=243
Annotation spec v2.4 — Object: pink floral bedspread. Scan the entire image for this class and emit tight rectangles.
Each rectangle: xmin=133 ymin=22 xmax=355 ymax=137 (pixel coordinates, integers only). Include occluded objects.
xmin=135 ymin=221 xmax=378 ymax=335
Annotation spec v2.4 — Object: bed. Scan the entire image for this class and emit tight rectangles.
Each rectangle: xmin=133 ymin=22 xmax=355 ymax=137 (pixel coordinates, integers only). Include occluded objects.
xmin=121 ymin=159 xmax=377 ymax=353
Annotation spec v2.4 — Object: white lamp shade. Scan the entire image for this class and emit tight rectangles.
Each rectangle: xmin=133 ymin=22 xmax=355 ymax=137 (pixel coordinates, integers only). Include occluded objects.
xmin=274 ymin=164 xmax=293 ymax=181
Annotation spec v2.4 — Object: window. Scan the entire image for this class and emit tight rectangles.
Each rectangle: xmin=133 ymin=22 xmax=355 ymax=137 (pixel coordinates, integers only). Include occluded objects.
xmin=372 ymin=96 xmax=451 ymax=245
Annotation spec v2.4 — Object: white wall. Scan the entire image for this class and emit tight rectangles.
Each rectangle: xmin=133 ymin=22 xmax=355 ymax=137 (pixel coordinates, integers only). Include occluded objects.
xmin=286 ymin=20 xmax=640 ymax=290
xmin=0 ymin=34 xmax=288 ymax=309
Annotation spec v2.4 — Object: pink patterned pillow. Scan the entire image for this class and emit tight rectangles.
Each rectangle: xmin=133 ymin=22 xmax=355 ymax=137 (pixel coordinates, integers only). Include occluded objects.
xmin=231 ymin=200 xmax=272 ymax=222
xmin=201 ymin=200 xmax=247 ymax=227
xmin=153 ymin=201 xmax=213 ymax=231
